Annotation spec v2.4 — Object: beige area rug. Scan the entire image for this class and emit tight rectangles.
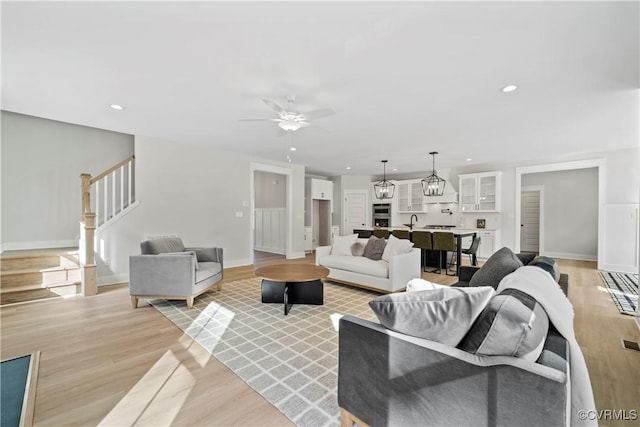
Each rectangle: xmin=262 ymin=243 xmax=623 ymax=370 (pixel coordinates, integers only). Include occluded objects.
xmin=150 ymin=278 xmax=379 ymax=427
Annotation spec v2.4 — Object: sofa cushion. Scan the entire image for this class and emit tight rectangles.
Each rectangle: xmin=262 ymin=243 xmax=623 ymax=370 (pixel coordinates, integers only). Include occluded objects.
xmin=195 ymin=262 xmax=222 ymax=282
xmin=331 ymin=234 xmax=358 ymax=256
xmin=459 ymin=288 xmax=549 ymax=361
xmin=158 ymin=251 xmax=199 ymax=270
xmin=381 ymin=235 xmax=414 ymax=262
xmin=529 ymin=256 xmax=561 ymax=282
xmin=141 ymin=237 xmax=185 ymax=254
xmin=319 ymin=255 xmax=389 ymax=278
xmin=469 ymin=246 xmax=523 ymax=289
xmin=363 ymin=236 xmax=387 ymax=261
xmin=368 ymin=287 xmax=495 ymax=346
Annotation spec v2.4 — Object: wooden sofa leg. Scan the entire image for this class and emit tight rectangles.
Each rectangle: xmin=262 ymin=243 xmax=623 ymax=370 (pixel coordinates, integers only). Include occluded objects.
xmin=186 ymin=296 xmax=194 ymax=309
xmin=340 ymin=408 xmax=368 ymax=427
xmin=131 ymin=296 xmax=139 ymax=309
xmin=217 ymin=282 xmax=223 ymax=291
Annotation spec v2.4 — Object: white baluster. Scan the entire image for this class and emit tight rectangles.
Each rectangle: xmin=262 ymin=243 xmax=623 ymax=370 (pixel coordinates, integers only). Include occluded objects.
xmin=95 ymin=180 xmax=100 ymax=227
xmin=104 ymin=175 xmax=109 ymax=224
xmin=128 ymin=160 xmax=133 ymax=206
xmin=120 ymin=165 xmax=125 ymax=211
xmin=111 ymin=170 xmax=116 ymax=218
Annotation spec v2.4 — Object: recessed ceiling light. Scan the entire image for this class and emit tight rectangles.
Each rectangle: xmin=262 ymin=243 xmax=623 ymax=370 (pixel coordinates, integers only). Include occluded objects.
xmin=345 ymin=166 xmax=351 ymax=170
xmin=290 ymin=147 xmax=296 ymax=151
xmin=392 ymin=168 xmax=398 ymax=172
xmin=466 ymin=158 xmax=473 ymax=162
xmin=110 ymin=104 xmax=124 ymax=110
xmin=501 ymin=85 xmax=518 ymax=93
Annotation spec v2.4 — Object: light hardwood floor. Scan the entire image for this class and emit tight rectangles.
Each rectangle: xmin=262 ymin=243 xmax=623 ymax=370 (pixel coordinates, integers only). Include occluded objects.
xmin=1 ymin=252 xmax=638 ymax=426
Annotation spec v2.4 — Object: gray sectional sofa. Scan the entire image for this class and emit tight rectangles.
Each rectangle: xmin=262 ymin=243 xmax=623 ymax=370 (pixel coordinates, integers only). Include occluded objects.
xmin=338 ymin=247 xmax=596 ymax=427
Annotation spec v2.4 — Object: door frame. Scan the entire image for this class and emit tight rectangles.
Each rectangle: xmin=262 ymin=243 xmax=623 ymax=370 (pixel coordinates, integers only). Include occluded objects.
xmin=520 ymin=185 xmax=545 ymax=254
xmin=343 ymin=189 xmax=369 ymax=235
xmin=250 ymin=163 xmax=293 ymax=260
xmin=514 ymin=158 xmax=605 ymax=267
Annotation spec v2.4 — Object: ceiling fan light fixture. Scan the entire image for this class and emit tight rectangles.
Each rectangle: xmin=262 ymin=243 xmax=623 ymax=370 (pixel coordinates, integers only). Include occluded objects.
xmin=278 ymin=120 xmax=302 ymax=131
xmin=422 ymin=152 xmax=446 ymax=197
xmin=374 ymin=160 xmax=395 ymax=200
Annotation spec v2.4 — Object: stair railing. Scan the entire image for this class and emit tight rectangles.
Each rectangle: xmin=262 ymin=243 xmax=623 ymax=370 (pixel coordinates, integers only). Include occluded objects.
xmin=80 ymin=156 xmax=135 ymax=296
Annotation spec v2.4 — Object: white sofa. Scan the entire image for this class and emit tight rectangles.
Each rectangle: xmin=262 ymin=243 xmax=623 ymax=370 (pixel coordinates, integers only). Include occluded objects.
xmin=315 ymin=238 xmax=421 ymax=293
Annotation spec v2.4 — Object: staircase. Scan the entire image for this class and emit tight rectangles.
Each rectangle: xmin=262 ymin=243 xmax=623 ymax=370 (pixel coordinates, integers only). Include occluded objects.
xmin=1 ymin=248 xmax=81 ymax=305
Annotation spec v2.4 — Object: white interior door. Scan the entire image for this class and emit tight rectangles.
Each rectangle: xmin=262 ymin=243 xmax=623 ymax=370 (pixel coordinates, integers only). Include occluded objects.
xmin=520 ymin=187 xmax=543 ymax=253
xmin=344 ymin=191 xmax=368 ymax=235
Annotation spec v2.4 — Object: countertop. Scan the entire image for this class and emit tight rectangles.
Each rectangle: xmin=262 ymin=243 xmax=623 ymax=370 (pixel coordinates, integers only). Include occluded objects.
xmin=355 ymin=226 xmax=493 ymax=233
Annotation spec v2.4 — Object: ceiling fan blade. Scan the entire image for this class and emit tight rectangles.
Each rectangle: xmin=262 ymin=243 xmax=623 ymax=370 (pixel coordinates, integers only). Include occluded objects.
xmin=302 ymin=108 xmax=335 ymax=120
xmin=240 ymin=118 xmax=281 ymax=122
xmin=262 ymin=98 xmax=286 ymax=114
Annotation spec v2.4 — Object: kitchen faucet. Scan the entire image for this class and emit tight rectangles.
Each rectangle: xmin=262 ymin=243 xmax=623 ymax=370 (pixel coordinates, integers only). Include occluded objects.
xmin=410 ymin=214 xmax=418 ymax=229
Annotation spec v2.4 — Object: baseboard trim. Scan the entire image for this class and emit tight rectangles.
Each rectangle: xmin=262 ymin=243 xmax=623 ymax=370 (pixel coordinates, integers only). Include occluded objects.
xmin=542 ymin=251 xmax=597 ymax=262
xmin=288 ymin=251 xmax=307 ymax=259
xmin=97 ymin=273 xmax=129 ymax=286
xmin=0 ymin=240 xmax=78 ymax=253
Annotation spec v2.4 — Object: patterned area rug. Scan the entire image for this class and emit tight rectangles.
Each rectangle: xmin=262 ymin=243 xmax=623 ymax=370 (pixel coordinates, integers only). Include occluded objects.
xmin=598 ymin=271 xmax=638 ymax=315
xmin=150 ymin=278 xmax=378 ymax=426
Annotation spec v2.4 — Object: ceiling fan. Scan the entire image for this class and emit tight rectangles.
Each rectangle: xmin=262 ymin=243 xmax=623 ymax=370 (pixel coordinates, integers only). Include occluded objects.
xmin=241 ymin=96 xmax=335 ymax=132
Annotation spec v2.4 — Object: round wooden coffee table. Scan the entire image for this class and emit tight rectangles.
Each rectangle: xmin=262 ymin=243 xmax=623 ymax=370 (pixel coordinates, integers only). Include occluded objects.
xmin=255 ymin=264 xmax=329 ymax=315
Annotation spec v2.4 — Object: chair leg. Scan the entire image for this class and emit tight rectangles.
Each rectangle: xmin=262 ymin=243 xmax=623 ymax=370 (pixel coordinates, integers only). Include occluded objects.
xmin=446 ymin=251 xmax=457 ymax=276
xmin=130 ymin=295 xmax=139 ymax=309
xmin=186 ymin=296 xmax=194 ymax=309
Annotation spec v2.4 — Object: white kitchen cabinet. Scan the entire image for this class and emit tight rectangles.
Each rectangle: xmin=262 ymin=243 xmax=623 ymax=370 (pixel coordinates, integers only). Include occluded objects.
xmin=459 ymin=171 xmax=502 ymax=212
xmin=304 ymin=226 xmax=313 ymax=251
xmin=331 ymin=226 xmax=340 ymax=244
xmin=310 ymin=178 xmax=333 ymax=200
xmin=395 ymin=180 xmax=426 ymax=212
xmin=477 ymin=230 xmax=498 ymax=259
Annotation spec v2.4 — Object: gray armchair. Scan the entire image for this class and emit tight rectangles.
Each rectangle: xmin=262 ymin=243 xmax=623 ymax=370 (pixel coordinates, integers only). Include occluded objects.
xmin=129 ymin=237 xmax=223 ymax=309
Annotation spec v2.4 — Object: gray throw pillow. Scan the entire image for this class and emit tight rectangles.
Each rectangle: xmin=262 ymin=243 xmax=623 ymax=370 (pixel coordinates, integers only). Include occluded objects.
xmin=459 ymin=288 xmax=549 ymax=361
xmin=469 ymin=247 xmax=523 ymax=289
xmin=529 ymin=256 xmax=561 ymax=282
xmin=363 ymin=236 xmax=386 ymax=261
xmin=369 ymin=287 xmax=495 ymax=346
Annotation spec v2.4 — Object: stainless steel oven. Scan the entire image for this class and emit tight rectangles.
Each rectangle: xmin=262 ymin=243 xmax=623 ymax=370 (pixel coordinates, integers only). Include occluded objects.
xmin=372 ymin=203 xmax=391 ymax=227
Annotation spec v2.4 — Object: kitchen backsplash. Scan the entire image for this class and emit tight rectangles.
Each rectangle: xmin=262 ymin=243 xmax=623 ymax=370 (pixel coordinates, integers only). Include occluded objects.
xmin=395 ymin=204 xmax=500 ymax=230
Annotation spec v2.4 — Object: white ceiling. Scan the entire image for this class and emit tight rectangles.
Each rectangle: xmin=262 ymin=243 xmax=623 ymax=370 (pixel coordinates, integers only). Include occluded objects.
xmin=2 ymin=1 xmax=638 ymax=177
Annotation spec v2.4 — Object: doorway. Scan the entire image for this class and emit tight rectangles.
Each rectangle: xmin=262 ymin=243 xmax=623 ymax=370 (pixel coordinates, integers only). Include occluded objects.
xmin=250 ymin=163 xmax=293 ymax=262
xmin=520 ymin=186 xmax=544 ymax=254
xmin=343 ymin=190 xmax=368 ymax=235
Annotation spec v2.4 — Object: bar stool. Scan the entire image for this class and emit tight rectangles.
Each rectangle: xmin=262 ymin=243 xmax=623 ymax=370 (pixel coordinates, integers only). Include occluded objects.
xmin=410 ymin=230 xmax=432 ymax=272
xmin=373 ymin=229 xmax=390 ymax=239
xmin=391 ymin=229 xmax=410 ymax=240
xmin=462 ymin=236 xmax=481 ymax=266
xmin=431 ymin=232 xmax=456 ymax=275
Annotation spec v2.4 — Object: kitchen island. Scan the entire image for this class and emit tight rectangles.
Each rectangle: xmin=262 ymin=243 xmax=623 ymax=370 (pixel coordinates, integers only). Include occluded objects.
xmin=353 ymin=227 xmax=478 ymax=275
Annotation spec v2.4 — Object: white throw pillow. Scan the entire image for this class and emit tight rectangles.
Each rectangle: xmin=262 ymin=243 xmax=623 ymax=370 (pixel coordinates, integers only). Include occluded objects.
xmin=331 ymin=234 xmax=358 ymax=256
xmin=381 ymin=234 xmax=414 ymax=262
xmin=406 ymin=278 xmax=446 ymax=292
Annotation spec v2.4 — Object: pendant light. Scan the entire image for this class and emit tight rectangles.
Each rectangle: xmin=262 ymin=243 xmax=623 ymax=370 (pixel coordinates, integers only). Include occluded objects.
xmin=374 ymin=160 xmax=395 ymax=200
xmin=421 ymin=152 xmax=446 ymax=196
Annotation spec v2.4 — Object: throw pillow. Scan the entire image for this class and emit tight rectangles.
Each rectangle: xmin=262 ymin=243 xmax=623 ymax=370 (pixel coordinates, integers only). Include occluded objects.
xmin=459 ymin=288 xmax=549 ymax=361
xmin=368 ymin=286 xmax=495 ymax=346
xmin=406 ymin=278 xmax=446 ymax=292
xmin=351 ymin=240 xmax=367 ymax=256
xmin=363 ymin=236 xmax=387 ymax=261
xmin=516 ymin=252 xmax=537 ymax=265
xmin=529 ymin=256 xmax=561 ymax=282
xmin=331 ymin=234 xmax=358 ymax=256
xmin=469 ymin=247 xmax=523 ymax=289
xmin=381 ymin=234 xmax=414 ymax=262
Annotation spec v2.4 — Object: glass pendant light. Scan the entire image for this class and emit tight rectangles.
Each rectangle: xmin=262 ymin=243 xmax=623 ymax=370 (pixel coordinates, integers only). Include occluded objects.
xmin=422 ymin=152 xmax=446 ymax=196
xmin=374 ymin=160 xmax=395 ymax=200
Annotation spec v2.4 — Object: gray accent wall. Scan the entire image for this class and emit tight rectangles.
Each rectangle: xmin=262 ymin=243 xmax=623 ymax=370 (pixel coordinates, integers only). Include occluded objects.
xmin=1 ymin=111 xmax=134 ymax=250
xmin=522 ymin=168 xmax=598 ymax=259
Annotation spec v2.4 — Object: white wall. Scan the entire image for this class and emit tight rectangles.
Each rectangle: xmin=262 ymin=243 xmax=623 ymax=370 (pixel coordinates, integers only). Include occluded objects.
xmin=522 ymin=168 xmax=598 ymax=260
xmin=254 ymin=171 xmax=286 ymax=209
xmin=0 ymin=111 xmax=134 ymax=251
xmin=95 ymin=135 xmax=305 ymax=284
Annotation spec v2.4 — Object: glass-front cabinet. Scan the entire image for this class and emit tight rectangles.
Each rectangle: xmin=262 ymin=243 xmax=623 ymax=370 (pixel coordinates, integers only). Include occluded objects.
xmin=396 ymin=180 xmax=426 ymax=212
xmin=459 ymin=171 xmax=502 ymax=212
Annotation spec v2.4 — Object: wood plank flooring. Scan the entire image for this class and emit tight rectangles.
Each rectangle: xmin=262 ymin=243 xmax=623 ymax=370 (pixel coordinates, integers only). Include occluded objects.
xmin=1 ymin=251 xmax=638 ymax=426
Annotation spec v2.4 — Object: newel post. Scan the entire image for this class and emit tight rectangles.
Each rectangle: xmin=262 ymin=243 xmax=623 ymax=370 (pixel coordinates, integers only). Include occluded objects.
xmin=80 ymin=173 xmax=97 ymax=296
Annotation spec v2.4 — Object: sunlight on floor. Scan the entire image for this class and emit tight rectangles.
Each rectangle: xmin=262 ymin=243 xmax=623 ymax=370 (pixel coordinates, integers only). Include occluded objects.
xmin=98 ymin=301 xmax=234 ymax=425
